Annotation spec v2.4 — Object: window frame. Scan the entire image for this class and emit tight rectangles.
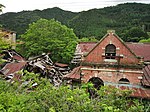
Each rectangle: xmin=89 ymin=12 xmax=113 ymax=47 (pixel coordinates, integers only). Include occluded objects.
xmin=105 ymin=44 xmax=116 ymax=59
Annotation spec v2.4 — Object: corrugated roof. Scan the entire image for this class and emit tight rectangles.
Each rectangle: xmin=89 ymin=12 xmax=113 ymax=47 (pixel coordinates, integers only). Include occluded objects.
xmin=64 ymin=66 xmax=81 ymax=80
xmin=142 ymin=65 xmax=150 ymax=87
xmin=126 ymin=43 xmax=150 ymax=61
xmin=1 ymin=62 xmax=26 ymax=77
xmin=119 ymin=86 xmax=150 ymax=99
xmin=78 ymin=42 xmax=96 ymax=54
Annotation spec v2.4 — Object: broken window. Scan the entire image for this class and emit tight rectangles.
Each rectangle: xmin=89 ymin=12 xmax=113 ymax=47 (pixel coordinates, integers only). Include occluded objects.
xmin=105 ymin=44 xmax=116 ymax=59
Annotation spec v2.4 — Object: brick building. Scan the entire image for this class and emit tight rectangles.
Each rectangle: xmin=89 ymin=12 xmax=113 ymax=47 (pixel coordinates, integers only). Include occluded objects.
xmin=0 ymin=28 xmax=16 ymax=49
xmin=65 ymin=30 xmax=150 ymax=99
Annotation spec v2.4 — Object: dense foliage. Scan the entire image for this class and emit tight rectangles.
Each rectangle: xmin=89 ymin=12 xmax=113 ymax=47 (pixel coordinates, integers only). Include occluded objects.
xmin=0 ymin=3 xmax=150 ymax=41
xmin=121 ymin=27 xmax=149 ymax=42
xmin=0 ymin=7 xmax=77 ymax=35
xmin=0 ymin=71 xmax=146 ymax=112
xmin=17 ymin=19 xmax=78 ymax=63
xmin=139 ymin=32 xmax=150 ymax=43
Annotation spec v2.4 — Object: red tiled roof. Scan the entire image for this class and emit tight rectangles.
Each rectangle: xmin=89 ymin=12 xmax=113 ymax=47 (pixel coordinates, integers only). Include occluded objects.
xmin=142 ymin=65 xmax=150 ymax=86
xmin=1 ymin=62 xmax=26 ymax=76
xmin=64 ymin=66 xmax=81 ymax=80
xmin=78 ymin=42 xmax=96 ymax=53
xmin=126 ymin=43 xmax=150 ymax=61
xmin=119 ymin=86 xmax=150 ymax=99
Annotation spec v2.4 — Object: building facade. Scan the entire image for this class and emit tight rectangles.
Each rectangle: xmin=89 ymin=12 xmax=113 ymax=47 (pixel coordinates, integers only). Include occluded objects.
xmin=65 ymin=30 xmax=150 ymax=99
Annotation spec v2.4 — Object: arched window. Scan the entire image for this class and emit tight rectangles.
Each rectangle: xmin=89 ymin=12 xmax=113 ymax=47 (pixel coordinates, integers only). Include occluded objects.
xmin=105 ymin=44 xmax=116 ymax=59
xmin=118 ymin=78 xmax=130 ymax=84
xmin=88 ymin=77 xmax=104 ymax=89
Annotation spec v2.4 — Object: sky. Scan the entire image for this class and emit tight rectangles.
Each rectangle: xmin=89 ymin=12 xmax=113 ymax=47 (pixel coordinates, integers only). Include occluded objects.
xmin=1 ymin=0 xmax=150 ymax=13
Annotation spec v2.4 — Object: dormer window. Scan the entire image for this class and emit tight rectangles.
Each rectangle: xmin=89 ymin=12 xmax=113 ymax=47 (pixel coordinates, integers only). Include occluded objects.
xmin=105 ymin=44 xmax=116 ymax=59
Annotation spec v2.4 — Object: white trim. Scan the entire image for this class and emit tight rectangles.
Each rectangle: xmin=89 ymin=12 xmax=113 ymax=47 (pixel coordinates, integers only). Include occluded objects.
xmin=116 ymin=47 xmax=120 ymax=50
xmin=104 ymin=59 xmax=117 ymax=62
xmin=81 ymin=67 xmax=143 ymax=74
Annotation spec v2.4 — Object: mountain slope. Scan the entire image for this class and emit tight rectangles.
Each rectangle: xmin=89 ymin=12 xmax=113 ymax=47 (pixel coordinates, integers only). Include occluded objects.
xmin=0 ymin=3 xmax=150 ymax=40
xmin=0 ymin=7 xmax=77 ymax=35
xmin=68 ymin=3 xmax=150 ymax=38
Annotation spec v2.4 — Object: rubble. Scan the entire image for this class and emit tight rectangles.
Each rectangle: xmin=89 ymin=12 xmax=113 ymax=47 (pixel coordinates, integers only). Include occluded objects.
xmin=0 ymin=50 xmax=71 ymax=87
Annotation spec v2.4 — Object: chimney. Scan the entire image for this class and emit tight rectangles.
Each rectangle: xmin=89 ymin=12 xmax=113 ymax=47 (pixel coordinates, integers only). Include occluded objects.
xmin=107 ymin=30 xmax=115 ymax=34
xmin=11 ymin=32 xmax=16 ymax=49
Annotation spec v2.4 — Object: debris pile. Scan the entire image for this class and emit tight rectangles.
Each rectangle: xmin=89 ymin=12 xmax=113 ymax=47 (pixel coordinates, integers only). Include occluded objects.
xmin=0 ymin=50 xmax=26 ymax=82
xmin=0 ymin=50 xmax=70 ymax=86
xmin=26 ymin=53 xmax=70 ymax=86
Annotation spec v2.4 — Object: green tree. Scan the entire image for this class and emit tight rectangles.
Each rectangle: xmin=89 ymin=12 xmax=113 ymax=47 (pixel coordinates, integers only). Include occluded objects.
xmin=139 ymin=38 xmax=150 ymax=43
xmin=78 ymin=36 xmax=98 ymax=42
xmin=18 ymin=19 xmax=78 ymax=63
xmin=139 ymin=32 xmax=150 ymax=43
xmin=123 ymin=27 xmax=148 ymax=42
xmin=0 ymin=72 xmax=146 ymax=112
xmin=0 ymin=4 xmax=5 ymax=12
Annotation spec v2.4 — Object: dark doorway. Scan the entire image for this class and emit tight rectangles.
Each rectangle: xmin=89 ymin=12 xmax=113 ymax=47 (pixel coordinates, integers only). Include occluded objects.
xmin=88 ymin=77 xmax=104 ymax=90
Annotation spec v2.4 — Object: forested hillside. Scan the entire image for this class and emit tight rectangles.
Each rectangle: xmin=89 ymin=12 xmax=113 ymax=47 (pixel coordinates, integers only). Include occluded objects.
xmin=0 ymin=3 xmax=150 ymax=41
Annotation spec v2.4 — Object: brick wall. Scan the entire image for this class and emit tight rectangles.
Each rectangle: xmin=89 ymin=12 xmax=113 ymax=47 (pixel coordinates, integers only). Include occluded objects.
xmin=84 ymin=32 xmax=139 ymax=64
xmin=81 ymin=66 xmax=143 ymax=85
xmin=81 ymin=32 xmax=143 ymax=86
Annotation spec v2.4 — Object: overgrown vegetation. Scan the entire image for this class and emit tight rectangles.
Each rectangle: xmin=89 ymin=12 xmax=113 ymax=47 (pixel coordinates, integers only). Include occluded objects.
xmin=0 ymin=71 xmax=147 ymax=112
xmin=0 ymin=2 xmax=149 ymax=112
xmin=0 ymin=33 xmax=11 ymax=64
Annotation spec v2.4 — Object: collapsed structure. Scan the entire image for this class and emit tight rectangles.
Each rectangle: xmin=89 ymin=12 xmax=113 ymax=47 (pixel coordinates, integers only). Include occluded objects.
xmin=65 ymin=30 xmax=150 ymax=99
xmin=0 ymin=50 xmax=70 ymax=86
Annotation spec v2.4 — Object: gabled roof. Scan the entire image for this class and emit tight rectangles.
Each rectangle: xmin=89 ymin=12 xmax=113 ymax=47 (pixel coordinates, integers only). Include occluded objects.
xmin=74 ymin=38 xmax=150 ymax=62
xmin=85 ymin=31 xmax=137 ymax=58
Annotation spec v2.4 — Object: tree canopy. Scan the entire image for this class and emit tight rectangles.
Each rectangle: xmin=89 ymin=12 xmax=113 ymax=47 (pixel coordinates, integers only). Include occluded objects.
xmin=18 ymin=19 xmax=78 ymax=63
xmin=0 ymin=3 xmax=150 ymax=41
xmin=0 ymin=71 xmax=146 ymax=112
xmin=122 ymin=27 xmax=149 ymax=42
